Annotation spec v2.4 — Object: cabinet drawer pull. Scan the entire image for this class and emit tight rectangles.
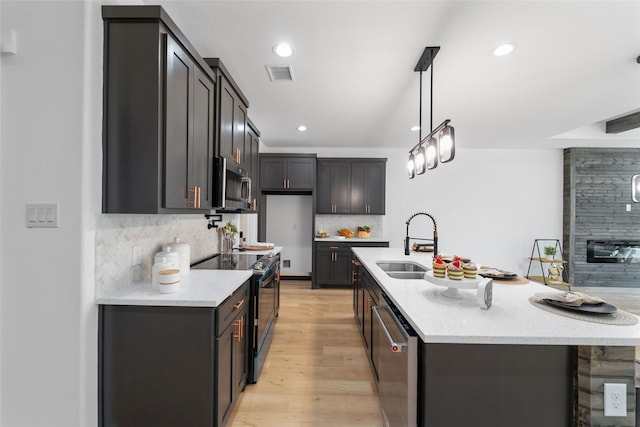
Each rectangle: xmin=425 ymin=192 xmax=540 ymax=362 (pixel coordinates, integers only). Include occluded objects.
xmin=234 ymin=299 xmax=245 ymax=310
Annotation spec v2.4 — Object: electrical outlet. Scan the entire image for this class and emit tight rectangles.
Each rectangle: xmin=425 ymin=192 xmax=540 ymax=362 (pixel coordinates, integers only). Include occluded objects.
xmin=132 ymin=245 xmax=142 ymax=266
xmin=604 ymin=383 xmax=626 ymax=417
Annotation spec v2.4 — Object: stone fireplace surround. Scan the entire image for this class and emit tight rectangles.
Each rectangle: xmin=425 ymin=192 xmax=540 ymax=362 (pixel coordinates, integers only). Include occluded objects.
xmin=563 ymin=148 xmax=640 ymax=288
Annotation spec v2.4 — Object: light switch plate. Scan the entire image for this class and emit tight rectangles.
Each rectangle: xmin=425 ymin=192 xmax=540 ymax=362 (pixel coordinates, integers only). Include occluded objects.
xmin=25 ymin=203 xmax=59 ymax=228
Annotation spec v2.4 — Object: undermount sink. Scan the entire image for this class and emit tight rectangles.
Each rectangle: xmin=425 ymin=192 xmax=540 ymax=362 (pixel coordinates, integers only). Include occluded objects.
xmin=376 ymin=261 xmax=428 ymax=279
xmin=385 ymin=271 xmax=427 ymax=280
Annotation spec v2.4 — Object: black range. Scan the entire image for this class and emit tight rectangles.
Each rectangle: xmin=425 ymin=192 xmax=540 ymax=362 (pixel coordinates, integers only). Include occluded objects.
xmin=191 ymin=251 xmax=280 ymax=383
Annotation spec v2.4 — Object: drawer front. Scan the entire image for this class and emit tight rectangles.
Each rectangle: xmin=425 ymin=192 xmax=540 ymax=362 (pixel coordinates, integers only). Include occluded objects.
xmin=216 ymin=280 xmax=250 ymax=336
xmin=316 ymin=242 xmax=350 ymax=252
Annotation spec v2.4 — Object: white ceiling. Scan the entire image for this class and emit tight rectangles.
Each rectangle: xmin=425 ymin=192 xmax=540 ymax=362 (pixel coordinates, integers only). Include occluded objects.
xmin=149 ymin=0 xmax=640 ymax=150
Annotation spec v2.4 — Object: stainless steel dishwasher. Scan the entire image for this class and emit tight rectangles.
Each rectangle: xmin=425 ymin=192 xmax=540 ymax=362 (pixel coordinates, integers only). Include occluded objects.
xmin=372 ymin=293 xmax=418 ymax=427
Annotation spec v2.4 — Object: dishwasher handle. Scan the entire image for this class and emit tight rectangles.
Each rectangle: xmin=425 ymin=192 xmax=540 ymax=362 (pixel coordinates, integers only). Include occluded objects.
xmin=372 ymin=305 xmax=407 ymax=353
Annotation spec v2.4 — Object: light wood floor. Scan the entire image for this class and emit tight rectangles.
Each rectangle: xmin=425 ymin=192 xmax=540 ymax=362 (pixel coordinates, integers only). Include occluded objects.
xmin=227 ymin=280 xmax=382 ymax=427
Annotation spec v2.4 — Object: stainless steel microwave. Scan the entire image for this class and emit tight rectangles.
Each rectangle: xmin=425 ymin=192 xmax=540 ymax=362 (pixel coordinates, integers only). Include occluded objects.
xmin=213 ymin=157 xmax=252 ymax=212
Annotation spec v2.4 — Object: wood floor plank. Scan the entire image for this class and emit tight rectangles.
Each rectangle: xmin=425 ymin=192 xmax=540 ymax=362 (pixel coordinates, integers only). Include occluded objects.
xmin=227 ymin=280 xmax=382 ymax=426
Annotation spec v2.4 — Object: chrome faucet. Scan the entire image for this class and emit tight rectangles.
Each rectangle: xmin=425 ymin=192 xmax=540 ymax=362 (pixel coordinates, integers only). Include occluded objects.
xmin=405 ymin=212 xmax=438 ymax=256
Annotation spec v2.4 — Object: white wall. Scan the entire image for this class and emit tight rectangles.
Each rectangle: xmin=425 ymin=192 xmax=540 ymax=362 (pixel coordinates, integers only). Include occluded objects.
xmin=0 ymin=1 xmax=102 ymax=426
xmin=261 ymin=146 xmax=564 ymax=274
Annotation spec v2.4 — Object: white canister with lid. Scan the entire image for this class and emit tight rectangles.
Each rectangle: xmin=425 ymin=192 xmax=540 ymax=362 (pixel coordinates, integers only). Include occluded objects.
xmin=164 ymin=237 xmax=191 ymax=276
xmin=152 ymin=248 xmax=180 ymax=289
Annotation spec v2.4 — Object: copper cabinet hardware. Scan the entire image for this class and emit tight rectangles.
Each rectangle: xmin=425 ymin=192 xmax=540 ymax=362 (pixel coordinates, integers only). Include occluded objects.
xmin=234 ymin=299 xmax=245 ymax=310
xmin=234 ymin=318 xmax=242 ymax=341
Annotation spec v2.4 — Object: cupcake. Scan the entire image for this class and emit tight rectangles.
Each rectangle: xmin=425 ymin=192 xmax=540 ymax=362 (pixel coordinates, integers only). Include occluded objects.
xmin=432 ymin=256 xmax=447 ymax=278
xmin=447 ymin=260 xmax=464 ymax=280
xmin=462 ymin=262 xmax=477 ymax=279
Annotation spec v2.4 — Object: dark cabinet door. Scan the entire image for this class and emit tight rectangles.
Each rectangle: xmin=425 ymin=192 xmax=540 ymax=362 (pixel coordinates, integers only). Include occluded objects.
xmin=218 ymin=76 xmax=247 ymax=167
xmin=192 ymin=66 xmax=215 ymax=210
xmin=164 ymin=35 xmax=192 ymax=209
xmin=287 ymin=157 xmax=315 ymax=190
xmin=216 ymin=320 xmax=234 ymax=427
xmin=219 ymin=77 xmax=235 ymax=164
xmin=333 ymin=250 xmax=353 ymax=286
xmin=260 ymin=157 xmax=287 ymax=189
xmin=246 ymin=123 xmax=260 ymax=211
xmin=234 ymin=103 xmax=248 ymax=169
xmin=315 ymin=249 xmax=334 ymax=285
xmin=351 ymin=161 xmax=386 ymax=214
xmin=316 ymin=160 xmax=350 ymax=214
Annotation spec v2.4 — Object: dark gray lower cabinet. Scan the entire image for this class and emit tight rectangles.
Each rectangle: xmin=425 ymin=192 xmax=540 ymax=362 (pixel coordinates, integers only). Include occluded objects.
xmin=99 ymin=281 xmax=249 ymax=427
xmin=419 ymin=344 xmax=573 ymax=427
xmin=314 ymin=241 xmax=388 ymax=288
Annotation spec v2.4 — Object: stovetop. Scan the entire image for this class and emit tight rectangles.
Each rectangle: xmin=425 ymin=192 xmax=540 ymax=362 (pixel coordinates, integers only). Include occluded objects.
xmin=191 ymin=252 xmax=277 ymax=273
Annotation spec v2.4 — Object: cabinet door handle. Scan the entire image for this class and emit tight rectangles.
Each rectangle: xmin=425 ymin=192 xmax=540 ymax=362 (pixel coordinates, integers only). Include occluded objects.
xmin=234 ymin=317 xmax=242 ymax=341
xmin=234 ymin=299 xmax=245 ymax=310
xmin=188 ymin=186 xmax=198 ymax=207
xmin=252 ymin=198 xmax=257 ymax=210
xmin=197 ymin=186 xmax=201 ymax=208
xmin=283 ymin=179 xmax=287 ymax=189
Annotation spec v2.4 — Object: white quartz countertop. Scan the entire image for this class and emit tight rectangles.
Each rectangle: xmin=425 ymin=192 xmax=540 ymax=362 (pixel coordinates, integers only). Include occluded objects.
xmin=315 ymin=237 xmax=389 ymax=243
xmin=352 ymin=247 xmax=640 ymax=346
xmin=96 ymin=270 xmax=253 ymax=307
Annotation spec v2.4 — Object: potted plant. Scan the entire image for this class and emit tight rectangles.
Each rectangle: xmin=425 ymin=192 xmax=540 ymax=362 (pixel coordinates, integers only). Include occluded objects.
xmin=543 ymin=245 xmax=557 ymax=262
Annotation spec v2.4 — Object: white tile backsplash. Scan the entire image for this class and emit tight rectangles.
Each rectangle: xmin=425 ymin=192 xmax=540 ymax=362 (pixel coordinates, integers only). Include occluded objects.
xmin=315 ymin=215 xmax=384 ymax=238
xmin=95 ymin=213 xmax=241 ymax=296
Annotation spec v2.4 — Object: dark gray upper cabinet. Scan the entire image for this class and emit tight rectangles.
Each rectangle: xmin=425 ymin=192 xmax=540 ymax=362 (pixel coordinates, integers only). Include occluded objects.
xmin=259 ymin=154 xmax=316 ymax=191
xmin=102 ymin=6 xmax=215 ymax=214
xmin=351 ymin=160 xmax=386 ymax=215
xmin=317 ymin=160 xmax=351 ymax=214
xmin=315 ymin=158 xmax=386 ymax=214
xmin=246 ymin=119 xmax=261 ymax=211
xmin=204 ymin=58 xmax=250 ymax=172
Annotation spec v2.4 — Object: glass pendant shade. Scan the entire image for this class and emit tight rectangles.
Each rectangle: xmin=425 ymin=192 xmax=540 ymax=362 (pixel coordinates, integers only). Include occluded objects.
xmin=415 ymin=146 xmax=426 ymax=175
xmin=407 ymin=153 xmax=416 ymax=179
xmin=426 ymin=137 xmax=438 ymax=170
xmin=438 ymin=125 xmax=455 ymax=163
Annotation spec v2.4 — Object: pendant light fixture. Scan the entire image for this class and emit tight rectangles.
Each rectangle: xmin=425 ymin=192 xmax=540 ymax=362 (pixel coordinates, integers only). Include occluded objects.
xmin=407 ymin=46 xmax=455 ymax=179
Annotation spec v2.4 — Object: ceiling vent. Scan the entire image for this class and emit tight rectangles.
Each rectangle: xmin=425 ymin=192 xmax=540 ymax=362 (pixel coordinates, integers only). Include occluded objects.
xmin=265 ymin=65 xmax=294 ymax=82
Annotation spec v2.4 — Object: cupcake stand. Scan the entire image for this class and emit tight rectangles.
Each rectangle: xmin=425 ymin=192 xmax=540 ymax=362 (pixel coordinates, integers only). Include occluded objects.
xmin=424 ymin=271 xmax=494 ymax=309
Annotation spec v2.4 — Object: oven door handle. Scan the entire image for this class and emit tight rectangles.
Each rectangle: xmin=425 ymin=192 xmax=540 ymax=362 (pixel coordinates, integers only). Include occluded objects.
xmin=260 ymin=265 xmax=277 ymax=286
xmin=373 ymin=305 xmax=407 ymax=353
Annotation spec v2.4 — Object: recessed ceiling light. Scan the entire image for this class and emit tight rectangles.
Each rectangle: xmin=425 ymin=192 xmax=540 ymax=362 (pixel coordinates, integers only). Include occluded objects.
xmin=492 ymin=42 xmax=517 ymax=57
xmin=411 ymin=126 xmax=420 ymax=132
xmin=273 ymin=42 xmax=294 ymax=58
xmin=297 ymin=125 xmax=307 ymax=132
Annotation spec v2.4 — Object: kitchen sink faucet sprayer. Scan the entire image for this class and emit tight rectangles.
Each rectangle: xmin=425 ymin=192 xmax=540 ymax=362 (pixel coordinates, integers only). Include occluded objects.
xmin=405 ymin=212 xmax=438 ymax=257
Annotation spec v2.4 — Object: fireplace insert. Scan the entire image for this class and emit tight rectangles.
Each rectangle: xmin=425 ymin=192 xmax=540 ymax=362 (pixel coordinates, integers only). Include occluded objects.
xmin=587 ymin=240 xmax=640 ymax=263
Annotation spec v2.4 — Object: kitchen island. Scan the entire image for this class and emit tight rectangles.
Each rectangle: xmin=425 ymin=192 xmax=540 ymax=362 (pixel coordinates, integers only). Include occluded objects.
xmin=352 ymin=247 xmax=639 ymax=427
